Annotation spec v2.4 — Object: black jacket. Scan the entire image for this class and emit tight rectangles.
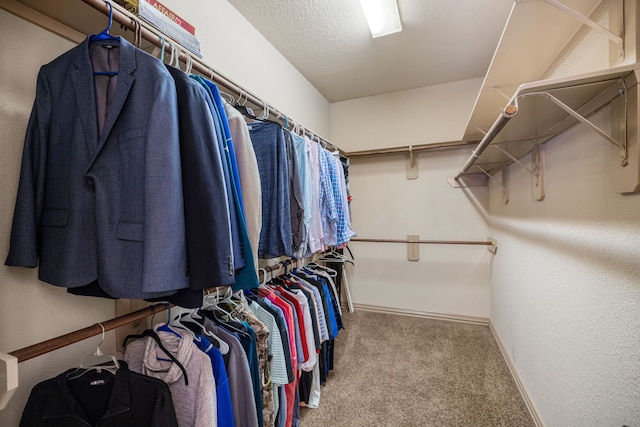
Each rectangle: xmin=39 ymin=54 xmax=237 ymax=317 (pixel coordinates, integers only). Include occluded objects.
xmin=20 ymin=362 xmax=178 ymax=427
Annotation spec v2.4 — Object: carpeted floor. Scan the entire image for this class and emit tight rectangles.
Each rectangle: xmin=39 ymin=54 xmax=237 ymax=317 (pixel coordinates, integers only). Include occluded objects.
xmin=299 ymin=310 xmax=535 ymax=427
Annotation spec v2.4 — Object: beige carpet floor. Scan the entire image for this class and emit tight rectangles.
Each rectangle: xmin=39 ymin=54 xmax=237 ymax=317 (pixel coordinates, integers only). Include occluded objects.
xmin=298 ymin=310 xmax=535 ymax=427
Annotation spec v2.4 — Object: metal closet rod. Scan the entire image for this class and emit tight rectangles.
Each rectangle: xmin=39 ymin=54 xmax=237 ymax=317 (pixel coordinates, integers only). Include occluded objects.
xmin=81 ymin=0 xmax=341 ymax=154
xmin=347 ymin=140 xmax=478 ymax=158
xmin=454 ymin=104 xmax=518 ymax=180
xmin=350 ymin=237 xmax=493 ymax=246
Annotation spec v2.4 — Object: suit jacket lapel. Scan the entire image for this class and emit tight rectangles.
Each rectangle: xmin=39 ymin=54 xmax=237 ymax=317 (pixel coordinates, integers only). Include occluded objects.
xmin=99 ymin=37 xmax=136 ymax=145
xmin=88 ymin=37 xmax=137 ymax=169
xmin=71 ymin=38 xmax=99 ymax=156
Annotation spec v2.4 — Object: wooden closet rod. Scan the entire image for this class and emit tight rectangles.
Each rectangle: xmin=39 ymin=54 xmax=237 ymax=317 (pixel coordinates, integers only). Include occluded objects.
xmin=351 ymin=237 xmax=493 ymax=246
xmin=80 ymin=0 xmax=342 ymax=154
xmin=9 ymin=303 xmax=169 ymax=363
xmin=6 ymin=256 xmax=305 ymax=363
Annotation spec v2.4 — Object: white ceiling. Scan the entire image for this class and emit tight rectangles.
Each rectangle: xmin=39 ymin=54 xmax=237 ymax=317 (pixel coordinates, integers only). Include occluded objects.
xmin=227 ymin=0 xmax=515 ymax=102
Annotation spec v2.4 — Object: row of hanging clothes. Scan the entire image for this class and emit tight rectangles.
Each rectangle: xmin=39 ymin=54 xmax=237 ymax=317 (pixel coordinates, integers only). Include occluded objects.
xmin=20 ymin=262 xmax=344 ymax=427
xmin=4 ymin=3 xmax=355 ymax=308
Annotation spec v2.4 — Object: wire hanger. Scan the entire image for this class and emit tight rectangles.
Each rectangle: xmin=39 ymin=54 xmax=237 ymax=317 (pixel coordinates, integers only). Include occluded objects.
xmin=67 ymin=323 xmax=120 ymax=379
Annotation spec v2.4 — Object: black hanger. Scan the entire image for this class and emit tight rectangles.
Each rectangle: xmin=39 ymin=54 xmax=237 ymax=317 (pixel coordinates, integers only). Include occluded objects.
xmin=234 ymin=103 xmax=258 ymax=119
xmin=234 ymin=102 xmax=282 ymax=127
xmin=122 ymin=329 xmax=189 ymax=385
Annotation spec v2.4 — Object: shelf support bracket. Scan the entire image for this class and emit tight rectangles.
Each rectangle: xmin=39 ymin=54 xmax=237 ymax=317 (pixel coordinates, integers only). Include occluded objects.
xmin=491 ymin=145 xmax=538 ymax=176
xmin=491 ymin=144 xmax=545 ymax=201
xmin=519 ymin=91 xmax=628 ymax=166
xmin=534 ymin=0 xmax=624 ymax=59
xmin=476 ymin=166 xmax=509 ymax=204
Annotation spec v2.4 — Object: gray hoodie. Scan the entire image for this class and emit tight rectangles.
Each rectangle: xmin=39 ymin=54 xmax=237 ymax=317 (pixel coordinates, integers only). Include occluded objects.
xmin=125 ymin=325 xmax=217 ymax=427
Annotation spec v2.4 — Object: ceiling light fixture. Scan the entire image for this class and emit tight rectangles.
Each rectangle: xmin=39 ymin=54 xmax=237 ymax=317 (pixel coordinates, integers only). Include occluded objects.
xmin=358 ymin=0 xmax=402 ymax=38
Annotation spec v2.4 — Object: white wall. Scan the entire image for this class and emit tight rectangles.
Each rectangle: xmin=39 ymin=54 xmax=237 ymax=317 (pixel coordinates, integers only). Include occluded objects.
xmin=488 ymin=4 xmax=640 ymax=425
xmin=346 ymin=149 xmax=491 ymax=319
xmin=489 ymin=109 xmax=640 ymax=427
xmin=160 ymin=0 xmax=331 ymax=138
xmin=330 ymin=78 xmax=483 ymax=152
xmin=0 ymin=1 xmax=331 ymax=424
xmin=332 ymin=74 xmax=491 ymax=320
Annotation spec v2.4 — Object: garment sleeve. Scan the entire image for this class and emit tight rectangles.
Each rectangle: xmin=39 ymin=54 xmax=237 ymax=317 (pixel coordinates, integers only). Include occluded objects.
xmin=151 ymin=381 xmax=180 ymax=427
xmin=6 ymin=66 xmax=51 ymax=268
xmin=140 ymin=77 xmax=188 ymax=293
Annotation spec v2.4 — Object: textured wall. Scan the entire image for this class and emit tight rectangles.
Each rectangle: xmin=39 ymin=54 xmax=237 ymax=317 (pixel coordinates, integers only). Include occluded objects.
xmin=489 ymin=5 xmax=640 ymax=424
xmin=489 ymin=108 xmax=640 ymax=426
xmin=346 ymin=149 xmax=491 ymax=319
xmin=330 ymin=78 xmax=483 ymax=152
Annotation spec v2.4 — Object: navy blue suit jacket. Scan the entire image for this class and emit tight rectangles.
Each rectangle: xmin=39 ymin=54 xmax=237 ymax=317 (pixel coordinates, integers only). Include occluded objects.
xmin=6 ymin=36 xmax=189 ymax=298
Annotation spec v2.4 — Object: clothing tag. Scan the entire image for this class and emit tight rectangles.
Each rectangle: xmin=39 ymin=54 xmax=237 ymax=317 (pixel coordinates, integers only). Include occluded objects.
xmin=90 ymin=379 xmax=107 ymax=386
xmin=102 ymin=45 xmax=115 ymax=49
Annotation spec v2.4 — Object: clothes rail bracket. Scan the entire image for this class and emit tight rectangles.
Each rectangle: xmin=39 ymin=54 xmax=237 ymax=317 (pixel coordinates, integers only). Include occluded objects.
xmin=406 ymin=145 xmax=419 ymax=180
xmin=452 ymin=64 xmax=640 ymax=195
xmin=0 ymin=353 xmax=18 ymax=411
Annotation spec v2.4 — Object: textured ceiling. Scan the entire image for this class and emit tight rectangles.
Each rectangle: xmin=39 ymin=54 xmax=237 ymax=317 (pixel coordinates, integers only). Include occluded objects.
xmin=227 ymin=0 xmax=514 ymax=102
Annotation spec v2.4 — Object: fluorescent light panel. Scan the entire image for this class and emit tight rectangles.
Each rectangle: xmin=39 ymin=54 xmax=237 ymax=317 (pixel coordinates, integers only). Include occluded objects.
xmin=359 ymin=0 xmax=402 ymax=38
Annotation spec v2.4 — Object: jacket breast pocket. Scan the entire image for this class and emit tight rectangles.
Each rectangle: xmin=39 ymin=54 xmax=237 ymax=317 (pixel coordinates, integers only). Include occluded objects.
xmin=41 ymin=209 xmax=68 ymax=227
xmin=116 ymin=221 xmax=144 ymax=242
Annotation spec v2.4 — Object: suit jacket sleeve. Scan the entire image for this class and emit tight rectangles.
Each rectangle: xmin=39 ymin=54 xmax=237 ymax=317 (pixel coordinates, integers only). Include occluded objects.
xmin=6 ymin=67 xmax=51 ymax=268
xmin=140 ymin=77 xmax=189 ymax=293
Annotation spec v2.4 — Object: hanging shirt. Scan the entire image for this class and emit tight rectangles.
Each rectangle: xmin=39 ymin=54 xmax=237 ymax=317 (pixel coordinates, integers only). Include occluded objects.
xmin=305 ymin=139 xmax=324 ymax=254
xmin=333 ymin=156 xmax=356 ymax=246
xmin=293 ymin=274 xmax=329 ymax=343
xmin=193 ymin=76 xmax=260 ymax=291
xmin=318 ymin=148 xmax=339 ymax=247
xmin=194 ymin=335 xmax=235 ymax=427
xmin=190 ymin=76 xmax=244 ymax=273
xmin=283 ymin=131 xmax=305 ymax=255
xmin=279 ymin=286 xmax=317 ymax=371
xmin=248 ymin=122 xmax=293 ymax=258
xmin=204 ymin=319 xmax=259 ymax=427
xmin=248 ymin=300 xmax=289 ymax=385
xmin=225 ymin=102 xmax=262 ymax=270
xmin=289 ymin=132 xmax=312 ymax=258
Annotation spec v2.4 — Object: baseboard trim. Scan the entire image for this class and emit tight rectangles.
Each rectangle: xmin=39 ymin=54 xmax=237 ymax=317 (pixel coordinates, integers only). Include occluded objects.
xmin=489 ymin=322 xmax=545 ymax=427
xmin=350 ymin=303 xmax=489 ymax=325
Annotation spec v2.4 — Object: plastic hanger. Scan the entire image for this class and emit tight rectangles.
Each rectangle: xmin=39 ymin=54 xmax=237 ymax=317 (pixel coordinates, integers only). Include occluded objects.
xmin=122 ymin=329 xmax=189 ymax=385
xmin=234 ymin=90 xmax=257 ymax=119
xmin=91 ymin=2 xmax=119 ymax=77
xmin=90 ymin=1 xmax=118 ymax=43
xmin=67 ymin=324 xmax=119 ymax=379
xmin=173 ymin=308 xmax=230 ymax=354
xmin=156 ymin=304 xmax=182 ymax=339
